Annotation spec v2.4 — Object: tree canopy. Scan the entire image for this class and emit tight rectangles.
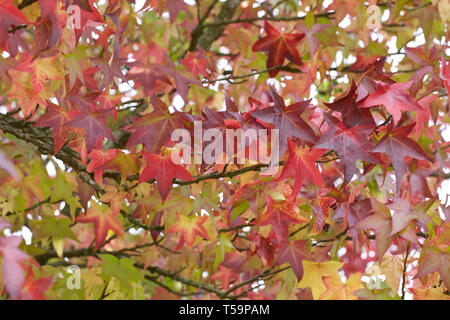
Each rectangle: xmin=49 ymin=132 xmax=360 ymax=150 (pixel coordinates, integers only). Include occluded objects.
xmin=0 ymin=0 xmax=449 ymax=300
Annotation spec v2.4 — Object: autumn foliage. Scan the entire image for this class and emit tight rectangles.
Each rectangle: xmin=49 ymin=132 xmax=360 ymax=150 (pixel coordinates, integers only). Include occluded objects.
xmin=0 ymin=0 xmax=449 ymax=300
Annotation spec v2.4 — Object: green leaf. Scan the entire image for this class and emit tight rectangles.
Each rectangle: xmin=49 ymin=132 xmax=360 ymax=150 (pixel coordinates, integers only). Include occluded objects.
xmin=305 ymin=11 xmax=315 ymax=28
xmin=29 ymin=216 xmax=77 ymax=241
xmin=99 ymin=254 xmax=143 ymax=290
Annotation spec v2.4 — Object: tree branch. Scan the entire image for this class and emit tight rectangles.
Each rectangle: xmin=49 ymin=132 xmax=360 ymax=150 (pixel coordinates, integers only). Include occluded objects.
xmin=189 ymin=0 xmax=242 ymax=51
xmin=0 ymin=112 xmax=103 ymax=193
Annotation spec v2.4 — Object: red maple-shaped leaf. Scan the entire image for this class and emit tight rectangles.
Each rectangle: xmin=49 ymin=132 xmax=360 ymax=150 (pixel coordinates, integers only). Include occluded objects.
xmin=125 ymin=95 xmax=190 ymax=153
xmin=0 ymin=0 xmax=30 ymax=49
xmin=340 ymin=242 xmax=378 ymax=277
xmin=355 ymin=198 xmax=393 ymax=259
xmin=91 ymin=57 xmax=128 ymax=91
xmin=126 ymin=61 xmax=171 ymax=96
xmin=86 ymin=149 xmax=119 ymax=185
xmin=252 ymin=21 xmax=305 ymax=77
xmin=311 ymin=196 xmax=336 ymax=234
xmin=324 ymin=80 xmax=375 ymax=128
xmin=34 ymin=0 xmax=67 ymax=51
xmin=71 ymin=0 xmax=105 ymax=41
xmin=14 ymin=55 xmax=62 ymax=94
xmin=180 ymin=51 xmax=210 ymax=78
xmin=211 ymin=266 xmax=238 ymax=290
xmin=0 ymin=235 xmax=29 ymax=299
xmin=65 ymin=106 xmax=115 ymax=152
xmin=258 ymin=196 xmax=309 ymax=241
xmin=68 ymin=135 xmax=88 ymax=165
xmin=138 ymin=151 xmax=193 ymax=201
xmin=154 ymin=54 xmax=202 ymax=103
xmin=34 ymin=102 xmax=78 ymax=154
xmin=0 ymin=150 xmax=19 ymax=180
xmin=99 ymin=185 xmax=127 ymax=217
xmin=415 ymin=245 xmax=450 ymax=290
xmin=251 ymin=86 xmax=317 ymax=156
xmin=313 ymin=113 xmax=379 ymax=184
xmin=359 ymin=81 xmax=423 ymax=125
xmin=276 ymin=240 xmax=312 ymax=280
xmin=413 ymin=94 xmax=437 ymax=140
xmin=248 ymin=234 xmax=275 ymax=267
xmin=97 ymin=151 xmax=139 ymax=183
xmin=387 ymin=197 xmax=435 ymax=236
xmin=19 ymin=271 xmax=53 ymax=300
xmin=167 ymin=212 xmax=209 ymax=250
xmin=277 ymin=138 xmax=325 ymax=198
xmin=75 ymin=201 xmax=124 ymax=249
xmin=372 ymin=123 xmax=432 ymax=194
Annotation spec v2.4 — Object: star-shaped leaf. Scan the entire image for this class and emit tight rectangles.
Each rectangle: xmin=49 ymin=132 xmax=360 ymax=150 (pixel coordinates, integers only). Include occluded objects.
xmin=0 ymin=0 xmax=30 ymax=49
xmin=372 ymin=123 xmax=433 ymax=194
xmin=414 ymin=245 xmax=450 ymax=290
xmin=251 ymin=86 xmax=317 ymax=156
xmin=167 ymin=212 xmax=209 ymax=250
xmin=319 ymin=272 xmax=364 ymax=300
xmin=414 ymin=94 xmax=437 ymax=140
xmin=355 ymin=198 xmax=393 ymax=259
xmin=34 ymin=102 xmax=77 ymax=154
xmin=297 ymin=260 xmax=344 ymax=299
xmin=97 ymin=151 xmax=139 ymax=184
xmin=252 ymin=21 xmax=305 ymax=77
xmin=359 ymin=81 xmax=423 ymax=125
xmin=388 ymin=197 xmax=435 ymax=236
xmin=75 ymin=201 xmax=124 ymax=249
xmin=19 ymin=272 xmax=53 ymax=300
xmin=0 ymin=235 xmax=29 ymax=299
xmin=154 ymin=54 xmax=202 ymax=102
xmin=211 ymin=266 xmax=237 ymax=290
xmin=125 ymin=95 xmax=190 ymax=153
xmin=276 ymin=240 xmax=312 ymax=280
xmin=65 ymin=106 xmax=115 ymax=152
xmin=99 ymin=254 xmax=143 ymax=290
xmin=277 ymin=138 xmax=325 ymax=198
xmin=324 ymin=80 xmax=375 ymax=128
xmin=258 ymin=196 xmax=309 ymax=241
xmin=180 ymin=51 xmax=210 ymax=78
xmin=86 ymin=148 xmax=119 ymax=185
xmin=313 ymin=113 xmax=379 ymax=184
xmin=138 ymin=151 xmax=193 ymax=201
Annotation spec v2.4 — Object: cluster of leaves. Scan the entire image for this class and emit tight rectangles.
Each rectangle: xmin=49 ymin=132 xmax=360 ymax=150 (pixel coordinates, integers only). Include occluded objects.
xmin=0 ymin=0 xmax=449 ymax=300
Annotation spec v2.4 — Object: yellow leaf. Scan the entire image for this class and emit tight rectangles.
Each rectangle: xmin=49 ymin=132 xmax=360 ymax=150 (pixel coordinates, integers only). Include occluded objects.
xmin=190 ymin=181 xmax=203 ymax=197
xmin=240 ymin=170 xmax=257 ymax=186
xmin=380 ymin=253 xmax=403 ymax=294
xmin=83 ymin=267 xmax=103 ymax=299
xmin=52 ymin=237 xmax=64 ymax=258
xmin=410 ymin=286 xmax=450 ymax=300
xmin=297 ymin=260 xmax=344 ymax=299
xmin=319 ymin=272 xmax=364 ymax=300
xmin=20 ymin=0 xmax=41 ymax=22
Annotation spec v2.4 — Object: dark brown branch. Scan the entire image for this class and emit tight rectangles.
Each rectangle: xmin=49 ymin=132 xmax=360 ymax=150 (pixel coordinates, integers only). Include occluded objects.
xmin=189 ymin=0 xmax=242 ymax=51
xmin=218 ymin=221 xmax=255 ymax=233
xmin=0 ymin=113 xmax=103 ymax=193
